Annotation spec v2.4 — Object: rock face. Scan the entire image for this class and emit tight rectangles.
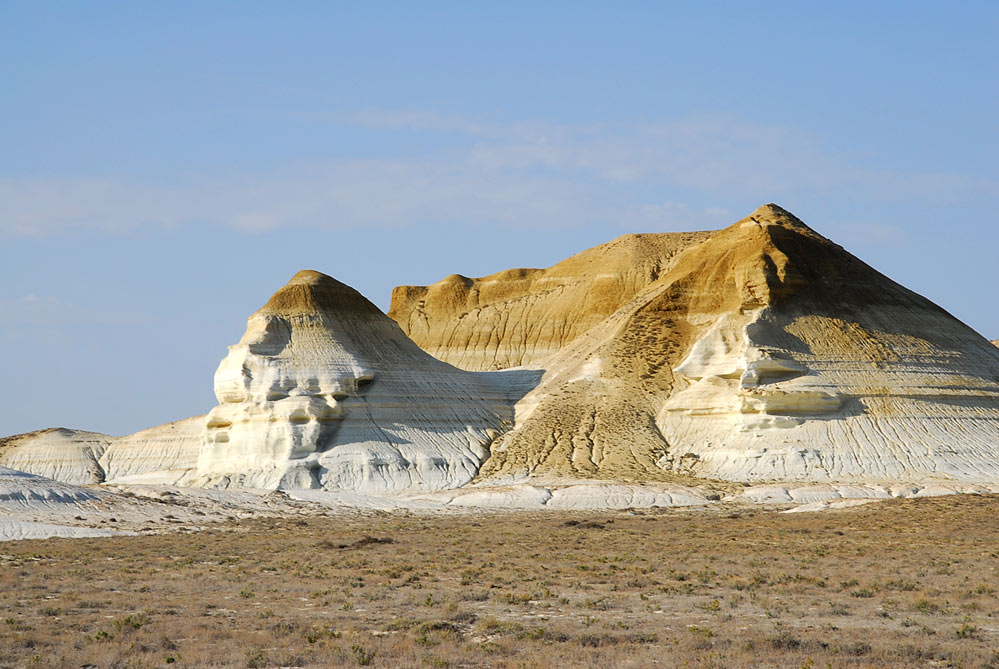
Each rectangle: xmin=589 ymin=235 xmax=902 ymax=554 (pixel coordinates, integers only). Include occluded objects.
xmin=388 ymin=231 xmax=710 ymax=370
xmin=0 ymin=417 xmax=203 ymax=485
xmin=195 ymin=270 xmax=536 ymax=493
xmin=475 ymin=205 xmax=999 ymax=483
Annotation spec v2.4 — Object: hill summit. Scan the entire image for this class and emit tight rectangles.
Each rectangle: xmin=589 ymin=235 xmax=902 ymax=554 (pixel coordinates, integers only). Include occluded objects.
xmin=396 ymin=204 xmax=999 ymax=483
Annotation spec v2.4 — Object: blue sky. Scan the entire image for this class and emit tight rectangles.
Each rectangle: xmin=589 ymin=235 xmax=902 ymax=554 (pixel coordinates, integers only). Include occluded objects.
xmin=2 ymin=1 xmax=997 ymax=436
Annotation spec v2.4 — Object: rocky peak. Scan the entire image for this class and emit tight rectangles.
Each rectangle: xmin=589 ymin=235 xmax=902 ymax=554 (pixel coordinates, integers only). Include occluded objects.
xmin=740 ymin=203 xmax=813 ymax=231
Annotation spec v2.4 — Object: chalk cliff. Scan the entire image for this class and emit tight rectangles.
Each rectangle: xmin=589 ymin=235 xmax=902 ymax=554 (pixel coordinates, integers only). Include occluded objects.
xmin=0 ymin=417 xmax=203 ymax=485
xmin=194 ymin=270 xmax=536 ymax=493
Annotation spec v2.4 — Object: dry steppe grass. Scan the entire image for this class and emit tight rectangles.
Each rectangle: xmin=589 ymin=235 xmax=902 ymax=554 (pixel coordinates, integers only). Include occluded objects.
xmin=2 ymin=495 xmax=999 ymax=668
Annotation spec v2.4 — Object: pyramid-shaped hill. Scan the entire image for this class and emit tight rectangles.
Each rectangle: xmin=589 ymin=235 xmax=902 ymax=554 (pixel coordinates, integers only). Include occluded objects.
xmin=389 ymin=229 xmax=712 ymax=370
xmin=196 ymin=270 xmax=538 ymax=493
xmin=464 ymin=205 xmax=999 ymax=484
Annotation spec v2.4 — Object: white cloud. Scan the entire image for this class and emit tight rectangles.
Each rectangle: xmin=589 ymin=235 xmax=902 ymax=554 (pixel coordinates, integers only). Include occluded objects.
xmin=1 ymin=112 xmax=994 ymax=238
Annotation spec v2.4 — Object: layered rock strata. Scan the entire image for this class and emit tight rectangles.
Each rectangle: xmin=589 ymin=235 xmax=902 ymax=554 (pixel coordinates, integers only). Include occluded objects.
xmin=194 ymin=270 xmax=536 ymax=493
xmin=478 ymin=205 xmax=999 ymax=483
xmin=0 ymin=417 xmax=203 ymax=485
xmin=389 ymin=231 xmax=710 ymax=370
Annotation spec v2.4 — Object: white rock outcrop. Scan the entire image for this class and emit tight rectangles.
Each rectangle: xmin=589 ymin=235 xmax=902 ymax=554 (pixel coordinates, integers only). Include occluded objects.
xmin=194 ymin=270 xmax=537 ymax=493
xmin=657 ymin=305 xmax=999 ymax=482
xmin=0 ymin=417 xmax=203 ymax=486
xmin=0 ymin=466 xmax=117 ymax=540
xmin=653 ymin=210 xmax=999 ymax=483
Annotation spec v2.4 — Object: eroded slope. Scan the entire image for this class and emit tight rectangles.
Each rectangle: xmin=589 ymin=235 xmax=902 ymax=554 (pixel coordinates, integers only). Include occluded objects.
xmin=0 ymin=417 xmax=203 ymax=485
xmin=482 ymin=205 xmax=999 ymax=483
xmin=196 ymin=270 xmax=537 ymax=493
xmin=388 ymin=231 xmax=711 ymax=370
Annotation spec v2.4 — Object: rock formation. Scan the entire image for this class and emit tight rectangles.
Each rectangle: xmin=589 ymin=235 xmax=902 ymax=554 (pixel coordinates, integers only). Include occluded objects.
xmin=466 ymin=205 xmax=999 ymax=483
xmin=194 ymin=270 xmax=537 ymax=493
xmin=4 ymin=205 xmax=998 ymax=499
xmin=0 ymin=417 xmax=203 ymax=485
xmin=389 ymin=231 xmax=710 ymax=370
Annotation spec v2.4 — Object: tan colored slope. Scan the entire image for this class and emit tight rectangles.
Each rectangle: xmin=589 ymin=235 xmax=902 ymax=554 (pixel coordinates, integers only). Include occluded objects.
xmin=479 ymin=208 xmax=777 ymax=481
xmin=388 ymin=230 xmax=712 ymax=370
xmin=481 ymin=204 xmax=999 ymax=483
xmin=992 ymin=339 xmax=999 ymax=348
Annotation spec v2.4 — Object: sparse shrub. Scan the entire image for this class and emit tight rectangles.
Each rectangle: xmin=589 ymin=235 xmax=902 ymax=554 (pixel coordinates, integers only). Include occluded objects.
xmin=246 ymin=649 xmax=267 ymax=668
xmin=842 ymin=641 xmax=872 ymax=656
xmin=351 ymin=643 xmax=375 ymax=666
xmin=914 ymin=597 xmax=940 ymax=613
xmin=769 ymin=630 xmax=801 ymax=650
xmin=957 ymin=623 xmax=978 ymax=638
xmin=114 ymin=613 xmax=148 ymax=630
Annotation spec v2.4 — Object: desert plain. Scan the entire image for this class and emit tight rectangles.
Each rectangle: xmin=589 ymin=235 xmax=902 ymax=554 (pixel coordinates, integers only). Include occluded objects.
xmin=3 ymin=495 xmax=999 ymax=668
